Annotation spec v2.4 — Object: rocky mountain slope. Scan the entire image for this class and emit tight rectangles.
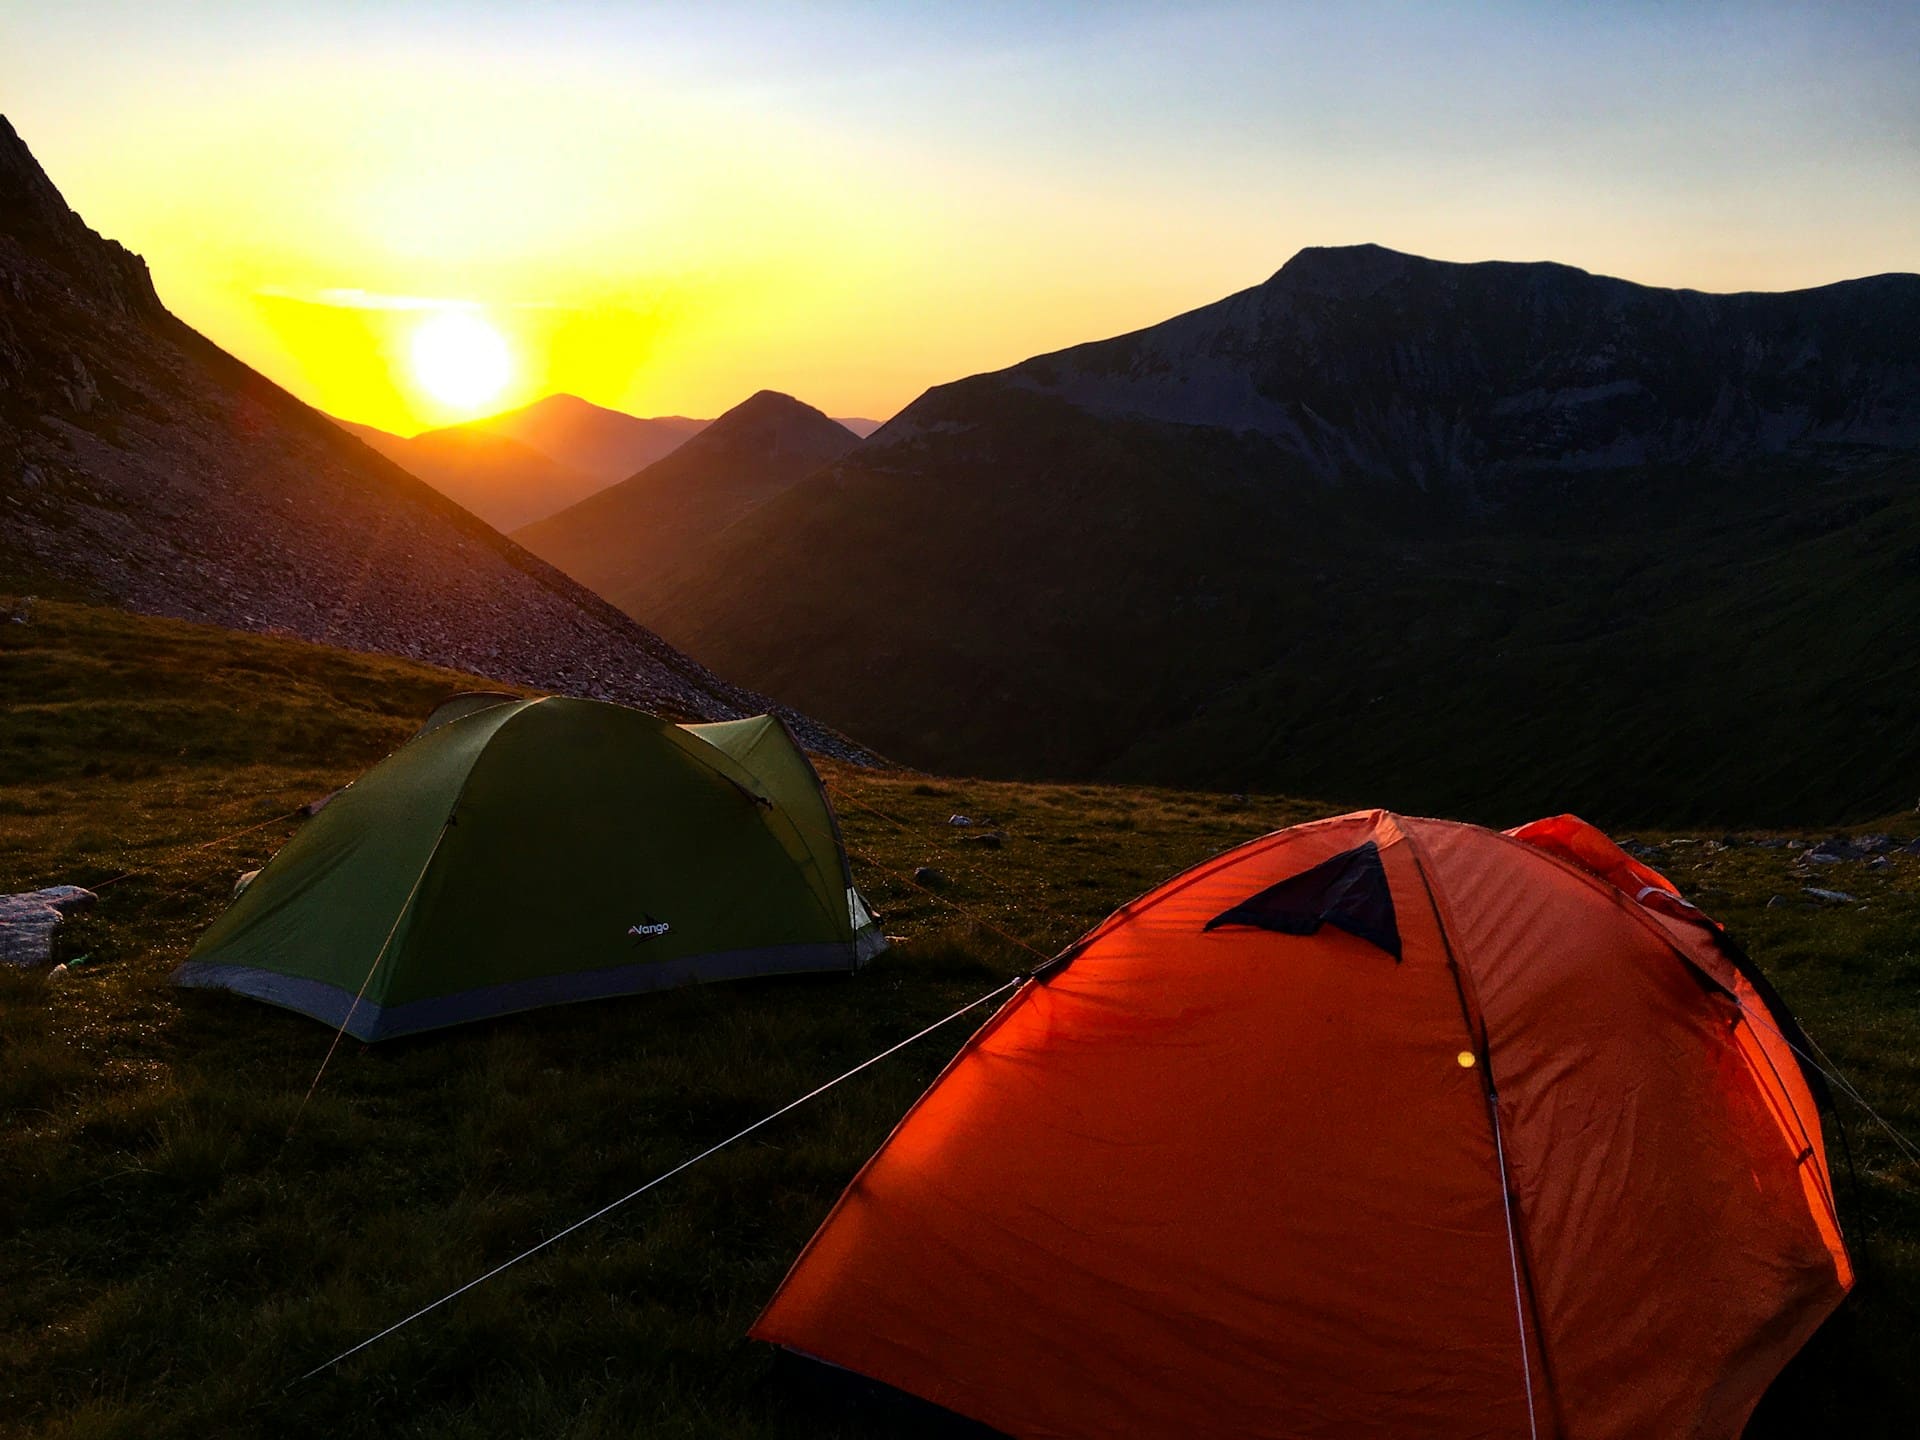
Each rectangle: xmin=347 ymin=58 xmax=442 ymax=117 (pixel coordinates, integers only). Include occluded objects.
xmin=333 ymin=417 xmax=605 ymax=530
xmin=644 ymin=246 xmax=1920 ymax=824
xmin=516 ymin=391 xmax=859 ymax=625
xmin=0 ymin=115 xmax=862 ymax=755
xmin=961 ymin=244 xmax=1920 ymax=494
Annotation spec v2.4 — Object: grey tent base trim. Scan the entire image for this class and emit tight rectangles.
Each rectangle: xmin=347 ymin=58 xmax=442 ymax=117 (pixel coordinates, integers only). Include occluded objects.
xmin=173 ymin=942 xmax=859 ymax=1042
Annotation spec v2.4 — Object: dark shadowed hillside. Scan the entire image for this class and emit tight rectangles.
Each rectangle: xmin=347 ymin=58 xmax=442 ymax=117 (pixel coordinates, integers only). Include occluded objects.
xmin=0 ymin=115 xmax=860 ymax=754
xmin=645 ymin=247 xmax=1920 ymax=825
xmin=516 ymin=390 xmax=859 ymax=622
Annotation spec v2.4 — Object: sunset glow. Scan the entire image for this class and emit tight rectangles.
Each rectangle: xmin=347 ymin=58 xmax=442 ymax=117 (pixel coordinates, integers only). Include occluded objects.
xmin=6 ymin=3 xmax=1917 ymax=434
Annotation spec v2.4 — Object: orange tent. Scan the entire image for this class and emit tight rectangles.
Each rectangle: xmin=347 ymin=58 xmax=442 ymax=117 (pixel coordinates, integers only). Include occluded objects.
xmin=753 ymin=811 xmax=1851 ymax=1439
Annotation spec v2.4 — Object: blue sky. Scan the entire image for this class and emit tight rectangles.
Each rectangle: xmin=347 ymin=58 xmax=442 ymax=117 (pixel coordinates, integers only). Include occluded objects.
xmin=4 ymin=1 xmax=1914 ymax=424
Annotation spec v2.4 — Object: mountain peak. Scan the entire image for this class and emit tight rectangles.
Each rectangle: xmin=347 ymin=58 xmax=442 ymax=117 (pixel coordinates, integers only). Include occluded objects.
xmin=1266 ymin=243 xmax=1611 ymax=300
xmin=0 ymin=114 xmax=160 ymax=321
xmin=1265 ymin=243 xmax=1424 ymax=294
xmin=458 ymin=393 xmax=707 ymax=482
xmin=693 ymin=390 xmax=860 ymax=458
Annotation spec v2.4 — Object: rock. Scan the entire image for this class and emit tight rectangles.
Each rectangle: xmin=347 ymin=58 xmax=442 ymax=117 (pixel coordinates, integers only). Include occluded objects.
xmin=0 ymin=885 xmax=97 ymax=966
xmin=1766 ymin=895 xmax=1789 ymax=908
xmin=1800 ymin=849 xmax=1848 ymax=864
xmin=1869 ymin=856 xmax=1890 ymax=869
xmin=959 ymin=832 xmax=1004 ymax=849
xmin=913 ymin=866 xmax=948 ymax=888
xmin=1856 ymin=834 xmax=1895 ymax=853
xmin=1803 ymin=887 xmax=1857 ymax=904
xmin=233 ymin=869 xmax=260 ymax=897
xmin=1903 ymin=838 xmax=1920 ymax=856
xmin=947 ymin=815 xmax=976 ymax=827
xmin=301 ymin=789 xmax=342 ymax=817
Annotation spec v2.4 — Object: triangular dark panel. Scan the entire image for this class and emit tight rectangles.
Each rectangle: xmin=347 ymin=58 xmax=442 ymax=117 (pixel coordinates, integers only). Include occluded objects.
xmin=1204 ymin=840 xmax=1402 ymax=961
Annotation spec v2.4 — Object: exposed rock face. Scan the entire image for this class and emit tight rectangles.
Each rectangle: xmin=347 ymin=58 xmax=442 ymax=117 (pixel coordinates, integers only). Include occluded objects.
xmin=0 ymin=116 xmax=867 ymax=759
xmin=909 ymin=243 xmax=1920 ymax=500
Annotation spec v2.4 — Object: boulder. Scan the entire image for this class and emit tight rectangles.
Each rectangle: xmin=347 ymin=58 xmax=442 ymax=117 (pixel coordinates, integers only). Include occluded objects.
xmin=0 ymin=885 xmax=97 ymax=966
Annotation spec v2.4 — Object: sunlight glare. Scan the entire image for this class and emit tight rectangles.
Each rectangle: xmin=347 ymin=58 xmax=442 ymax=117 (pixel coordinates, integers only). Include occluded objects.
xmin=410 ymin=310 xmax=512 ymax=411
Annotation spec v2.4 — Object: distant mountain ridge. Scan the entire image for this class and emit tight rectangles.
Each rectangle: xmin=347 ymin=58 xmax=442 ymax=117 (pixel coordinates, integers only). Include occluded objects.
xmin=516 ymin=390 xmax=859 ymax=620
xmin=887 ymin=243 xmax=1920 ymax=494
xmin=336 ymin=398 xmax=889 ymax=529
xmin=642 ymin=245 xmax=1920 ymax=824
xmin=0 ymin=115 xmax=864 ymax=755
xmin=459 ymin=394 xmax=707 ymax=484
xmin=333 ymin=418 xmax=605 ymax=530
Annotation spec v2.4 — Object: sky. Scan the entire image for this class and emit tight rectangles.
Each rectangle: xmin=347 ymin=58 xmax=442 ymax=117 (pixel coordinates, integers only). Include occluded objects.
xmin=5 ymin=1 xmax=1917 ymax=434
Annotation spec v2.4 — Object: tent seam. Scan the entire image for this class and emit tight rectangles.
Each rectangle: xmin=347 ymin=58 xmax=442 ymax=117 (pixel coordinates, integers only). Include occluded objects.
xmin=1399 ymin=821 xmax=1566 ymax=1440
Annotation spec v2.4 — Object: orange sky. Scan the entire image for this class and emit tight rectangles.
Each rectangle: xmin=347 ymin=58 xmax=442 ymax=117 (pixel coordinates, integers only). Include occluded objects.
xmin=7 ymin=3 xmax=1916 ymax=435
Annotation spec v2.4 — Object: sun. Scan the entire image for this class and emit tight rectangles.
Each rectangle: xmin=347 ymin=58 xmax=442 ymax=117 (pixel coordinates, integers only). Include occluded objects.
xmin=409 ymin=310 xmax=512 ymax=411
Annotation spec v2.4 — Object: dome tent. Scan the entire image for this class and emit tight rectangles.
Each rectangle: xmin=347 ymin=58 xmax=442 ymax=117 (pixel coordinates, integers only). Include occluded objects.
xmin=753 ymin=810 xmax=1849 ymax=1440
xmin=175 ymin=695 xmax=884 ymax=1041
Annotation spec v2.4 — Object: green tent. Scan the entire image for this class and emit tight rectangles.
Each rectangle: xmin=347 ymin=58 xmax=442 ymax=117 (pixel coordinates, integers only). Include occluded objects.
xmin=174 ymin=695 xmax=885 ymax=1040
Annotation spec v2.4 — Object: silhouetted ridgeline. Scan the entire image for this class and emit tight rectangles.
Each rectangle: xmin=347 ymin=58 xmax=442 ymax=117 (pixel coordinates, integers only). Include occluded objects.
xmin=0 ymin=115 xmax=866 ymax=760
xmin=646 ymin=246 xmax=1920 ymax=825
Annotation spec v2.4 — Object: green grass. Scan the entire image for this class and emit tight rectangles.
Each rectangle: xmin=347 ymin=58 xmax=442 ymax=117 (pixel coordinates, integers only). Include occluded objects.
xmin=2 ymin=598 xmax=1916 ymax=1437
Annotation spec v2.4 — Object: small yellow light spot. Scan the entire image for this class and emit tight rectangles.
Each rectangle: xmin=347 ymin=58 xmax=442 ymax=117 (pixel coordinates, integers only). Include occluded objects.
xmin=1456 ymin=1051 xmax=1477 ymax=1068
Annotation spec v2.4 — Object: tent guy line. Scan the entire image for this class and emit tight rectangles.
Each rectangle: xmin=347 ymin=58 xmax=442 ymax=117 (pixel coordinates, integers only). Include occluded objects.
xmin=284 ymin=819 xmax=453 ymax=1142
xmin=87 ymin=803 xmax=309 ymax=892
xmin=1737 ymin=1002 xmax=1920 ymax=1166
xmin=288 ymin=970 xmax=1029 ymax=1388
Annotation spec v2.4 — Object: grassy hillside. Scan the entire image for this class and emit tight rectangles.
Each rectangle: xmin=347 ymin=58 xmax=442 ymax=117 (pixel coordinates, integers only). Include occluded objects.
xmin=2 ymin=599 xmax=1916 ymax=1438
